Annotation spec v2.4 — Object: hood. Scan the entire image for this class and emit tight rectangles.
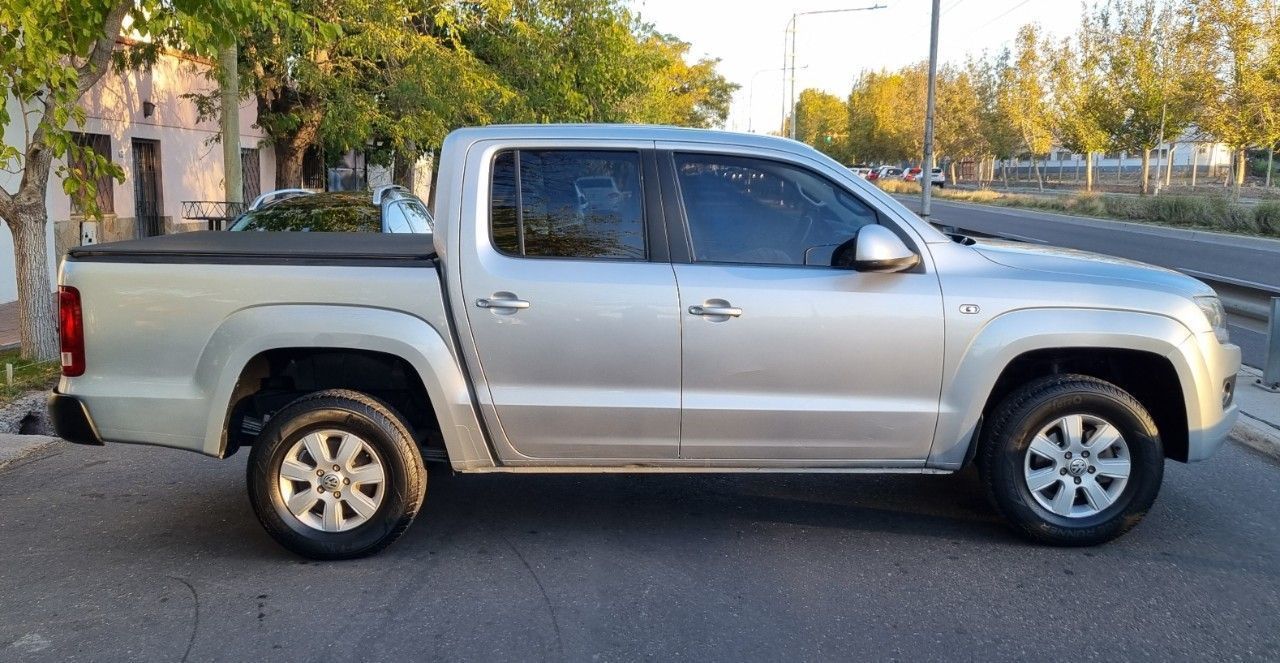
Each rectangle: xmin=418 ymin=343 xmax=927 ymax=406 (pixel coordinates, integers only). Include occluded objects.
xmin=971 ymin=240 xmax=1213 ymax=298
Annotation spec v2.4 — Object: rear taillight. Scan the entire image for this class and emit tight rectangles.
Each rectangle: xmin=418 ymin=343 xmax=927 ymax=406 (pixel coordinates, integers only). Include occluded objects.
xmin=58 ymin=286 xmax=84 ymax=377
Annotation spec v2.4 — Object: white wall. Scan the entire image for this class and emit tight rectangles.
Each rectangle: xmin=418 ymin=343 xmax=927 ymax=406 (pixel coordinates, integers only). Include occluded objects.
xmin=0 ymin=44 xmax=274 ymax=304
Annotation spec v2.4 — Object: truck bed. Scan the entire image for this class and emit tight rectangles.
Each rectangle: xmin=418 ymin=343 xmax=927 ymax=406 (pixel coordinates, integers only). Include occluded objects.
xmin=67 ymin=231 xmax=436 ymax=266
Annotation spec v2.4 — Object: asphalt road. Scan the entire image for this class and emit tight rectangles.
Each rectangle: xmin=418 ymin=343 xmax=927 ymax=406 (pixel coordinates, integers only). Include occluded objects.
xmin=899 ymin=197 xmax=1280 ymax=368
xmin=3 ymin=440 xmax=1278 ymax=661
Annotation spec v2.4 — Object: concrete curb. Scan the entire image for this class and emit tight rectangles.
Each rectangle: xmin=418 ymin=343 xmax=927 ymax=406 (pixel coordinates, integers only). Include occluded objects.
xmin=1232 ymin=414 xmax=1280 ymax=462
xmin=0 ymin=434 xmax=63 ymax=470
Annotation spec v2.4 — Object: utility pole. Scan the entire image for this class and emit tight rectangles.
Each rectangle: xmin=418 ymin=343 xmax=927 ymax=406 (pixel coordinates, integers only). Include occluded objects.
xmin=219 ymin=43 xmax=243 ymax=214
xmin=920 ymin=0 xmax=940 ymax=218
xmin=785 ymin=5 xmax=885 ymax=141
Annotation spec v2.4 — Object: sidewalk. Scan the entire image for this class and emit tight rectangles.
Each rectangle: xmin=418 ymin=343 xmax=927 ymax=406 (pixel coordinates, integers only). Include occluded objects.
xmin=1233 ymin=365 xmax=1280 ymax=460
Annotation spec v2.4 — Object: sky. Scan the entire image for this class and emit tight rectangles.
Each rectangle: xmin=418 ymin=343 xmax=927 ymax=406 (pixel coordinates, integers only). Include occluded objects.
xmin=629 ymin=0 xmax=1084 ymax=133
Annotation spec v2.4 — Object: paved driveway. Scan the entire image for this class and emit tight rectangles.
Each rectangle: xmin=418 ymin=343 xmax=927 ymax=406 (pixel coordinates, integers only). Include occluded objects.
xmin=2 ymin=441 xmax=1278 ymax=661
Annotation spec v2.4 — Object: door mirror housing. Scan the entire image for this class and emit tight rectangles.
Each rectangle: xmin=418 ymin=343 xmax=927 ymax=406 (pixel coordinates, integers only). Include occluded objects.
xmin=832 ymin=225 xmax=920 ymax=273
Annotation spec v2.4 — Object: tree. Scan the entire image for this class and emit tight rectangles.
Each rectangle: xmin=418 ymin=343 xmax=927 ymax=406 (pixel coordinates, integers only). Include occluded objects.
xmin=969 ymin=53 xmax=1020 ymax=186
xmin=1001 ymin=25 xmax=1054 ymax=190
xmin=1096 ymin=0 xmax=1197 ymax=195
xmin=845 ymin=65 xmax=927 ymax=164
xmin=1049 ymin=8 xmax=1114 ymax=192
xmin=622 ymin=32 xmax=736 ymax=128
xmin=1185 ymin=0 xmax=1280 ymax=196
xmin=793 ymin=89 xmax=848 ymax=160
xmin=232 ymin=0 xmax=735 ymax=189
xmin=0 ymin=0 xmax=310 ymax=360
xmin=934 ymin=64 xmax=986 ymax=183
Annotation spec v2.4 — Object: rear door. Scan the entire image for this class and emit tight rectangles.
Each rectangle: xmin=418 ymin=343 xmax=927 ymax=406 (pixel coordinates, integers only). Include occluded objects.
xmin=458 ymin=143 xmax=681 ymax=461
xmin=659 ymin=146 xmax=945 ymax=463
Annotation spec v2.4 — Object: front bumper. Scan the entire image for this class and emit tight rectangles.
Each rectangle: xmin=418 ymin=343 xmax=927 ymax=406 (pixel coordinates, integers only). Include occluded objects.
xmin=47 ymin=391 xmax=103 ymax=446
xmin=1180 ymin=333 xmax=1242 ymax=462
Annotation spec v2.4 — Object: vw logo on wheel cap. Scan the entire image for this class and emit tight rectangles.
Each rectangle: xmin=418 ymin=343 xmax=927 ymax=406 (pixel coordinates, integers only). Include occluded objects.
xmin=320 ymin=473 xmax=342 ymax=490
xmin=1067 ymin=458 xmax=1089 ymax=476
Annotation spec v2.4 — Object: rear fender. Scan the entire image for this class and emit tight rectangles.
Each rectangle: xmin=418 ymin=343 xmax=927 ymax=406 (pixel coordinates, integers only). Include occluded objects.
xmin=196 ymin=304 xmax=493 ymax=469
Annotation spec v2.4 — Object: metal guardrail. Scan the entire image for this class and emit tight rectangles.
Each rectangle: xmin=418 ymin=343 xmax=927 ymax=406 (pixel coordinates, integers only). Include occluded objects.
xmin=937 ymin=223 xmax=1280 ymax=389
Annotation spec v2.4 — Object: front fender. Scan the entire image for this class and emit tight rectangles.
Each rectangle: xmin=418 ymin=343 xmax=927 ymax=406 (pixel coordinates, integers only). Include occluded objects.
xmin=196 ymin=304 xmax=493 ymax=469
xmin=928 ymin=308 xmax=1193 ymax=469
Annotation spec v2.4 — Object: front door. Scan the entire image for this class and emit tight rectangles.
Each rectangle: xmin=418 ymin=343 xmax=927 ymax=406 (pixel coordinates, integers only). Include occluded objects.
xmin=460 ymin=147 xmax=681 ymax=461
xmin=663 ymin=150 xmax=945 ymax=463
xmin=131 ymin=139 xmax=163 ymax=237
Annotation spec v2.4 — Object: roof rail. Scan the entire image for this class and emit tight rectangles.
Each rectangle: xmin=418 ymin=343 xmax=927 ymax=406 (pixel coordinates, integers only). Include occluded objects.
xmin=248 ymin=188 xmax=314 ymax=211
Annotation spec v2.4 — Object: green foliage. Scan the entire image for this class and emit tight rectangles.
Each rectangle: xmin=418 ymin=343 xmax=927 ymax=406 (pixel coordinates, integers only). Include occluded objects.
xmin=1254 ymin=201 xmax=1280 ymax=234
xmin=217 ymin=0 xmax=736 ymax=185
xmin=793 ymin=89 xmax=848 ymax=160
xmin=1 ymin=0 xmax=315 ymax=218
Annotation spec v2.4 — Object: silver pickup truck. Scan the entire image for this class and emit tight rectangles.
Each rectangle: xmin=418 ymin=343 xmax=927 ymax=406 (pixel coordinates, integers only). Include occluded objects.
xmin=49 ymin=125 xmax=1240 ymax=559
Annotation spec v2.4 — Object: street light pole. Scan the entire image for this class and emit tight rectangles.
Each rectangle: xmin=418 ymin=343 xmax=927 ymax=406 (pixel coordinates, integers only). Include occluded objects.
xmin=920 ymin=0 xmax=941 ymax=218
xmin=785 ymin=4 xmax=885 ymax=141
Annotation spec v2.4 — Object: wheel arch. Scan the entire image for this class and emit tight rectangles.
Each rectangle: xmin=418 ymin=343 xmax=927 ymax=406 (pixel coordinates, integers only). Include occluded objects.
xmin=930 ymin=308 xmax=1198 ymax=469
xmin=195 ymin=304 xmax=494 ymax=470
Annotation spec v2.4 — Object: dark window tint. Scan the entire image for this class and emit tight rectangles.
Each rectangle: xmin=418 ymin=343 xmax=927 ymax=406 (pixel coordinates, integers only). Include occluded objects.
xmin=491 ymin=150 xmax=645 ymax=260
xmin=673 ymin=153 xmax=879 ymax=266
xmin=69 ymin=133 xmax=114 ymax=215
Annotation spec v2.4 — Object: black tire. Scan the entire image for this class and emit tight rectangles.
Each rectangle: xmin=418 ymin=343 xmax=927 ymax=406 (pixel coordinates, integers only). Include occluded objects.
xmin=247 ymin=389 xmax=426 ymax=559
xmin=978 ymin=374 xmax=1163 ymax=546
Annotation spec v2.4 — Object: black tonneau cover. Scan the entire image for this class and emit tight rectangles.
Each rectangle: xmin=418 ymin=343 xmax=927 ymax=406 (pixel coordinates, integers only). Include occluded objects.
xmin=67 ymin=231 xmax=437 ymax=267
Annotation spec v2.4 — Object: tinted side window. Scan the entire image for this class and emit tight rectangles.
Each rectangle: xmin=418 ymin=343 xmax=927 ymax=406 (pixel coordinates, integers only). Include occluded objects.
xmin=490 ymin=150 xmax=645 ymax=260
xmin=673 ymin=153 xmax=879 ymax=266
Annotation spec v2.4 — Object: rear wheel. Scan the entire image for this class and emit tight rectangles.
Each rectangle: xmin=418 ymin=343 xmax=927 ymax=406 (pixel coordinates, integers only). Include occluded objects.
xmin=979 ymin=375 xmax=1163 ymax=546
xmin=247 ymin=389 xmax=426 ymax=559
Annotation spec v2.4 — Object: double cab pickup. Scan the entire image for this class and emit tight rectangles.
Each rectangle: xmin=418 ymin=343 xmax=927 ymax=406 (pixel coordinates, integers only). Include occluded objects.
xmin=49 ymin=125 xmax=1240 ymax=558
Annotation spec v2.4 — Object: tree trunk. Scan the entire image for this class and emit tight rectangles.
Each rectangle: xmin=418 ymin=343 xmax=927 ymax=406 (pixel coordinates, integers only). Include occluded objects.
xmin=1140 ymin=149 xmax=1151 ymax=195
xmin=1234 ymin=148 xmax=1246 ymax=198
xmin=1165 ymin=144 xmax=1175 ymax=187
xmin=275 ymin=140 xmax=306 ymax=189
xmin=8 ymin=210 xmax=57 ymax=361
xmin=1085 ymin=150 xmax=1094 ymax=192
xmin=1267 ymin=145 xmax=1274 ymax=188
xmin=1190 ymin=146 xmax=1198 ymax=187
xmin=1033 ymin=156 xmax=1043 ymax=191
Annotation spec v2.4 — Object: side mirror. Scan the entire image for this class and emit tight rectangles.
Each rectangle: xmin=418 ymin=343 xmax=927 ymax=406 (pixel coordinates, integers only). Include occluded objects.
xmin=832 ymin=225 xmax=920 ymax=273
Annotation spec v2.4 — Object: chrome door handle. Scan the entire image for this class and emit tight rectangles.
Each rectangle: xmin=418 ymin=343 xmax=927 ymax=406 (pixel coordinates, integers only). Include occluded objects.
xmin=689 ymin=305 xmax=742 ymax=317
xmin=476 ymin=297 xmax=530 ymax=310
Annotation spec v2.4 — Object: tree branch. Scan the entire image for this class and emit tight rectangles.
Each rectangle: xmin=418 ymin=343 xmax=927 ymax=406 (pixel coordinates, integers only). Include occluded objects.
xmin=76 ymin=2 xmax=131 ymax=96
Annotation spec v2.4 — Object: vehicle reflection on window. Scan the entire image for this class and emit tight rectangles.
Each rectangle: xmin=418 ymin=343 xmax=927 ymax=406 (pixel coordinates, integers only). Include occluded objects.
xmin=490 ymin=149 xmax=645 ymax=260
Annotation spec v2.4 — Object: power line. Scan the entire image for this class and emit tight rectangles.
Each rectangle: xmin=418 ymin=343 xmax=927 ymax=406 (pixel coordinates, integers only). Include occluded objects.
xmin=976 ymin=0 xmax=1033 ymax=30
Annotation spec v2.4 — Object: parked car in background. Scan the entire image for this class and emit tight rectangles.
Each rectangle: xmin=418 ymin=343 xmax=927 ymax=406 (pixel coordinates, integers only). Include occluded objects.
xmin=869 ymin=166 xmax=902 ymax=181
xmin=229 ymin=185 xmax=433 ymax=234
xmin=903 ymin=167 xmax=945 ymax=188
xmin=850 ymin=167 xmax=873 ymax=179
xmin=52 ymin=125 xmax=1240 ymax=559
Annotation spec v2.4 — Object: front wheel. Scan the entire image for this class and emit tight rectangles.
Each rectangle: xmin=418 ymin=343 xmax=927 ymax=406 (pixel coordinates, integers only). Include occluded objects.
xmin=247 ymin=389 xmax=426 ymax=559
xmin=978 ymin=375 xmax=1163 ymax=546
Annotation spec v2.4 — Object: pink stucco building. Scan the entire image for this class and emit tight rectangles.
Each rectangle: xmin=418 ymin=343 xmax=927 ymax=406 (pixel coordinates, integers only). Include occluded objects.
xmin=0 ymin=41 xmax=275 ymax=305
